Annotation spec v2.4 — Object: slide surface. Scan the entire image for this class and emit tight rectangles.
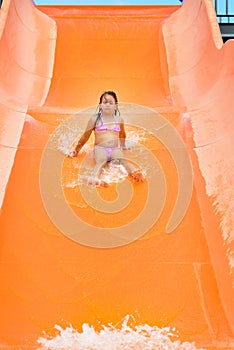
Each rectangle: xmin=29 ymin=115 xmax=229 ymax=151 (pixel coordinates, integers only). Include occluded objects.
xmin=0 ymin=0 xmax=234 ymax=348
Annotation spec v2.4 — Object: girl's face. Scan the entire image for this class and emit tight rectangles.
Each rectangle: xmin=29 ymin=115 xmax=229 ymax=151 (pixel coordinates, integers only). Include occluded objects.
xmin=100 ymin=94 xmax=117 ymax=115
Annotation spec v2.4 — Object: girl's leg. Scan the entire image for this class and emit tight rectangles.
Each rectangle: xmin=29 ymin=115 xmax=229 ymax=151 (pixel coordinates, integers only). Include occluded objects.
xmin=88 ymin=146 xmax=108 ymax=187
xmin=111 ymin=149 xmax=144 ymax=182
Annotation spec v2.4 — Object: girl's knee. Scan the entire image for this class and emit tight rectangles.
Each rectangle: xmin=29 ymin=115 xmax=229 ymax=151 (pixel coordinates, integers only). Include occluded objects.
xmin=94 ymin=148 xmax=107 ymax=163
xmin=95 ymin=157 xmax=107 ymax=166
xmin=111 ymin=149 xmax=124 ymax=162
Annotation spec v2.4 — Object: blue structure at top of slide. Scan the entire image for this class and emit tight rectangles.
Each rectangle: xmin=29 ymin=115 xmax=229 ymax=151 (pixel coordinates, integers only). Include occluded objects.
xmin=34 ymin=0 xmax=181 ymax=5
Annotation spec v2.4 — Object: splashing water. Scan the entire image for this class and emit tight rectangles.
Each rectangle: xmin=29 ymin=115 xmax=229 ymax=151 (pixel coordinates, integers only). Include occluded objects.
xmin=96 ymin=160 xmax=129 ymax=184
xmin=37 ymin=316 xmax=204 ymax=350
xmin=51 ymin=120 xmax=152 ymax=190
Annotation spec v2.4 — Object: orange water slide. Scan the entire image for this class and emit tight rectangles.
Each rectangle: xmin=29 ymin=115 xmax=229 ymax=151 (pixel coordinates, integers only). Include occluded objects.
xmin=0 ymin=0 xmax=234 ymax=348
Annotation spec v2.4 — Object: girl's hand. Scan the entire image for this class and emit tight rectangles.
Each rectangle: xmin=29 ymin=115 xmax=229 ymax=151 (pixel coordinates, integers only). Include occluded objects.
xmin=68 ymin=150 xmax=78 ymax=157
xmin=121 ymin=146 xmax=131 ymax=151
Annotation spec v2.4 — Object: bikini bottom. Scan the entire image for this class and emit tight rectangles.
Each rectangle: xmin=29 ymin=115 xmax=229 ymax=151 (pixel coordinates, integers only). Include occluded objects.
xmin=94 ymin=145 xmax=121 ymax=162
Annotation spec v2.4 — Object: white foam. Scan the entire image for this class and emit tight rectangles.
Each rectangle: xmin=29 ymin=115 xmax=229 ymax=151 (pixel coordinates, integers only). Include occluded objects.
xmin=37 ymin=316 xmax=204 ymax=350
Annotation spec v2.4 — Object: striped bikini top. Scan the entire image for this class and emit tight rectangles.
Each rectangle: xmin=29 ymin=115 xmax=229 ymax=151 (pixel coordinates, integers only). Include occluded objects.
xmin=95 ymin=115 xmax=121 ymax=133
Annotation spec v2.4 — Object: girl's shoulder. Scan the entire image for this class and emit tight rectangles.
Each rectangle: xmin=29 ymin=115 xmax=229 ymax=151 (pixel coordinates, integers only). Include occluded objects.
xmin=85 ymin=114 xmax=97 ymax=130
xmin=88 ymin=114 xmax=98 ymax=124
xmin=116 ymin=114 xmax=125 ymax=124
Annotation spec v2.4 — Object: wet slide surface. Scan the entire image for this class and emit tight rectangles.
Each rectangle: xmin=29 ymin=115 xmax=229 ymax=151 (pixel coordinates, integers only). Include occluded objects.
xmin=0 ymin=0 xmax=234 ymax=348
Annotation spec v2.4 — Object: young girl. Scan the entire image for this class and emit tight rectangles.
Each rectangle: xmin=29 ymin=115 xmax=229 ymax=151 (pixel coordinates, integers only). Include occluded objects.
xmin=69 ymin=91 xmax=144 ymax=187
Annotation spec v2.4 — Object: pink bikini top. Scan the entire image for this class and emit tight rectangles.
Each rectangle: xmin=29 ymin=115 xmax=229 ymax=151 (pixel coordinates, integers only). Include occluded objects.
xmin=95 ymin=116 xmax=121 ymax=133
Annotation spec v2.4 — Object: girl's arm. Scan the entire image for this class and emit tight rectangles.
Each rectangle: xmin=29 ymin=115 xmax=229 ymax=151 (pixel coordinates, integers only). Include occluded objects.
xmin=119 ymin=118 xmax=127 ymax=149
xmin=69 ymin=116 xmax=96 ymax=156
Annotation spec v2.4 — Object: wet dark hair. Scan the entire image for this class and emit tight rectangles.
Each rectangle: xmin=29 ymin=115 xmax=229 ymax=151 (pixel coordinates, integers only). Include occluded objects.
xmin=99 ymin=91 xmax=118 ymax=104
xmin=95 ymin=91 xmax=120 ymax=127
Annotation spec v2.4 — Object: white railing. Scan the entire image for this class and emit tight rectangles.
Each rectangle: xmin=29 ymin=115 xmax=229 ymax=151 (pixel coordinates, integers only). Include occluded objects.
xmin=214 ymin=0 xmax=234 ymax=23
